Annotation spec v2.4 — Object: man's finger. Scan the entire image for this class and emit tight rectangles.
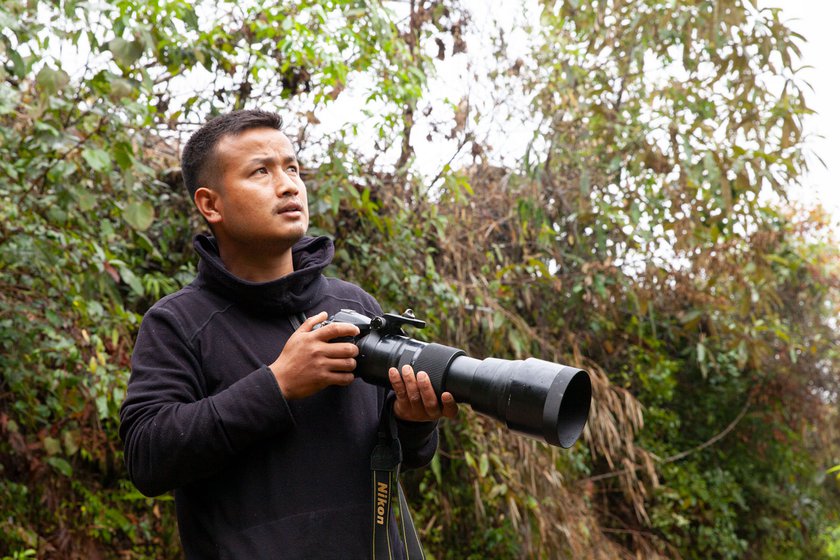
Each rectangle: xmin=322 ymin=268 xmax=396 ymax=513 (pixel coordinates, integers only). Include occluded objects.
xmin=327 ymin=357 xmax=357 ymax=373
xmin=300 ymin=311 xmax=328 ymax=331
xmin=389 ymin=367 xmax=406 ymax=398
xmin=401 ymin=365 xmax=422 ymax=404
xmin=310 ymin=321 xmax=361 ymax=340
xmin=321 ymin=342 xmax=359 ymax=358
xmin=440 ymin=392 xmax=459 ymax=419
xmin=326 ymin=372 xmax=356 ymax=386
xmin=416 ymin=372 xmax=441 ymax=413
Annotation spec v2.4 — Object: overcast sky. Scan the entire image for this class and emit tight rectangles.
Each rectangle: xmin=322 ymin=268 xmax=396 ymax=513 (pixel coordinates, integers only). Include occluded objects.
xmin=176 ymin=0 xmax=840 ymax=224
xmin=761 ymin=1 xmax=840 ymax=220
xmin=413 ymin=1 xmax=840 ymax=223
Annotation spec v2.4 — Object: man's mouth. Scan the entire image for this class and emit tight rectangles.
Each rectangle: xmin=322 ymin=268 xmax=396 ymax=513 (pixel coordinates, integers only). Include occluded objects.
xmin=275 ymin=201 xmax=304 ymax=215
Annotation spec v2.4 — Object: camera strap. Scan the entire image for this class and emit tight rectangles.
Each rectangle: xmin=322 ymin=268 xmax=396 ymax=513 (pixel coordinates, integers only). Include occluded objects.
xmin=371 ymin=393 xmax=425 ymax=560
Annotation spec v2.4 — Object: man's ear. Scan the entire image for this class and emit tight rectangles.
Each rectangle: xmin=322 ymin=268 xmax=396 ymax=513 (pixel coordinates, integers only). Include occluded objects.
xmin=194 ymin=187 xmax=223 ymax=226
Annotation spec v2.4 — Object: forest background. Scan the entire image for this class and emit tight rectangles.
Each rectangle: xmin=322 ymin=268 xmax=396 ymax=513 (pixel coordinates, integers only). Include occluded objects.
xmin=1 ymin=0 xmax=838 ymax=558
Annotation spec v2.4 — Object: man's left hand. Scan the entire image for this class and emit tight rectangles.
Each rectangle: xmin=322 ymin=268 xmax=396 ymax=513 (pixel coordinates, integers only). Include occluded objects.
xmin=389 ymin=364 xmax=459 ymax=422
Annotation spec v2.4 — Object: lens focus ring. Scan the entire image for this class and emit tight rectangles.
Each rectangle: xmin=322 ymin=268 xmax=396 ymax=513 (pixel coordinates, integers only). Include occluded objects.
xmin=412 ymin=343 xmax=465 ymax=396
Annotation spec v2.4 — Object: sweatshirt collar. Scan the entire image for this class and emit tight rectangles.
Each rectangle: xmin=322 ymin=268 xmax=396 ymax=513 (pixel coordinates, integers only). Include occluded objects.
xmin=193 ymin=233 xmax=333 ymax=314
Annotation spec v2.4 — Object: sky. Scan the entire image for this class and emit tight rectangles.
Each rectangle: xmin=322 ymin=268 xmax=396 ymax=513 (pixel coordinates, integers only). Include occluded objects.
xmin=70 ymin=0 xmax=834 ymax=221
xmin=761 ymin=1 xmax=840 ymax=219
xmin=407 ymin=0 xmax=840 ymax=223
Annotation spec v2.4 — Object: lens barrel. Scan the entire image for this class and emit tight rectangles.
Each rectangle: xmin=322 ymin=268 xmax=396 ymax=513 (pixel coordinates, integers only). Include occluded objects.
xmin=355 ymin=326 xmax=591 ymax=449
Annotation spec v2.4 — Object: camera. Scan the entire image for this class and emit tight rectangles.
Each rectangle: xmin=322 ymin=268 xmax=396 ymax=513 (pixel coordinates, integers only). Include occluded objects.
xmin=315 ymin=309 xmax=591 ymax=448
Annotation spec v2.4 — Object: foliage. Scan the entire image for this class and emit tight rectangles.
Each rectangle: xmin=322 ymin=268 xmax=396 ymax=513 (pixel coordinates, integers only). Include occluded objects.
xmin=513 ymin=0 xmax=840 ymax=557
xmin=0 ymin=0 xmax=450 ymax=556
xmin=1 ymin=0 xmax=838 ymax=558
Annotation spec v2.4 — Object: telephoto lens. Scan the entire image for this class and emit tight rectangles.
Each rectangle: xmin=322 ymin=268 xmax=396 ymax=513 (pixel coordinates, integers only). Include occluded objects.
xmin=316 ymin=309 xmax=591 ymax=448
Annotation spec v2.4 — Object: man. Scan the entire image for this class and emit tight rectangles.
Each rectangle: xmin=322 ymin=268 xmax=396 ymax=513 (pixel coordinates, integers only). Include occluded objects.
xmin=119 ymin=109 xmax=457 ymax=559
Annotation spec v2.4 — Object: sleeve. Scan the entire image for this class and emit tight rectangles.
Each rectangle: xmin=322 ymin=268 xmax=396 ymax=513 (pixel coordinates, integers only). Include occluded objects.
xmin=119 ymin=305 xmax=294 ymax=497
xmin=397 ymin=418 xmax=439 ymax=469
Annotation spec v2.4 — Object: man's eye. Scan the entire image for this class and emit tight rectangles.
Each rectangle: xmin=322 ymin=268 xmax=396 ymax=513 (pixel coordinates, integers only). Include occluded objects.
xmin=287 ymin=166 xmax=299 ymax=175
xmin=254 ymin=167 xmax=268 ymax=175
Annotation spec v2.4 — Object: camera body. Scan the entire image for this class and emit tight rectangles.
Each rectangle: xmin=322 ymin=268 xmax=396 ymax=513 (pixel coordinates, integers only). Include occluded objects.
xmin=316 ymin=309 xmax=591 ymax=448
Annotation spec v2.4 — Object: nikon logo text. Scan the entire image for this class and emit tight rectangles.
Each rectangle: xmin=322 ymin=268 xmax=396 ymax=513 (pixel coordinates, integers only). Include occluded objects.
xmin=375 ymin=482 xmax=388 ymax=525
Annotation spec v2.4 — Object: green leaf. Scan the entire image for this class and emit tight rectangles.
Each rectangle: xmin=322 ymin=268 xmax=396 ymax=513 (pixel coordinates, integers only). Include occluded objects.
xmin=43 ymin=436 xmax=62 ymax=456
xmin=62 ymin=430 xmax=80 ymax=456
xmin=76 ymin=190 xmax=97 ymax=212
xmin=46 ymin=456 xmax=73 ymax=477
xmin=113 ymin=141 xmax=134 ymax=169
xmin=108 ymin=76 xmax=136 ymax=101
xmin=479 ymin=453 xmax=489 ymax=478
xmin=108 ymin=37 xmax=144 ymax=67
xmin=120 ymin=266 xmax=144 ymax=296
xmin=82 ymin=148 xmax=112 ymax=173
xmin=36 ymin=65 xmax=71 ymax=95
xmin=464 ymin=451 xmax=475 ymax=470
xmin=697 ymin=342 xmax=708 ymax=379
xmin=124 ymin=200 xmax=155 ymax=231
xmin=430 ymin=453 xmax=442 ymax=485
xmin=8 ymin=49 xmax=27 ymax=78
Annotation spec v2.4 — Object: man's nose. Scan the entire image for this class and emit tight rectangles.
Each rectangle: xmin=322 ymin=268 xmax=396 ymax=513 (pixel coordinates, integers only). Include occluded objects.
xmin=274 ymin=172 xmax=300 ymax=196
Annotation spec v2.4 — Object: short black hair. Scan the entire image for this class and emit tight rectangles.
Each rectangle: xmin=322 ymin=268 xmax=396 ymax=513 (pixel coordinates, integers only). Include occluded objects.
xmin=181 ymin=109 xmax=284 ymax=200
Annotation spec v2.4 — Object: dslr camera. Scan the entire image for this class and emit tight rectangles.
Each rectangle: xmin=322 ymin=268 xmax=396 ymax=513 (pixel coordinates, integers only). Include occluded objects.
xmin=316 ymin=309 xmax=591 ymax=448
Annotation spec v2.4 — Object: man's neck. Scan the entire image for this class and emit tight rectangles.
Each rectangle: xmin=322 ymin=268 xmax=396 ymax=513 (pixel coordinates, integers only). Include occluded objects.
xmin=217 ymin=242 xmax=295 ymax=283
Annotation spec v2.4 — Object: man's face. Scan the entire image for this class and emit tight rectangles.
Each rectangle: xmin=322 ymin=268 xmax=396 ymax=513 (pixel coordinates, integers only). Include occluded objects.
xmin=206 ymin=127 xmax=309 ymax=251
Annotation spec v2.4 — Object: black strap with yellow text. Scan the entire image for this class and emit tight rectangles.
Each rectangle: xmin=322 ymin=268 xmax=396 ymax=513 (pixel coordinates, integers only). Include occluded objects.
xmin=371 ymin=394 xmax=425 ymax=560
xmin=290 ymin=312 xmax=424 ymax=559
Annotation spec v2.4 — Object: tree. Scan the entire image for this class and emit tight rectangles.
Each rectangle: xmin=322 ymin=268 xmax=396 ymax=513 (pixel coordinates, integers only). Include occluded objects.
xmin=479 ymin=0 xmax=840 ymax=557
xmin=1 ymin=0 xmax=837 ymax=558
xmin=0 ymin=0 xmax=454 ymax=556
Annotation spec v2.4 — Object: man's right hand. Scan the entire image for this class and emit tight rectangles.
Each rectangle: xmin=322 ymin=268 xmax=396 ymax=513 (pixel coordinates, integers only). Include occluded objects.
xmin=269 ymin=312 xmax=361 ymax=400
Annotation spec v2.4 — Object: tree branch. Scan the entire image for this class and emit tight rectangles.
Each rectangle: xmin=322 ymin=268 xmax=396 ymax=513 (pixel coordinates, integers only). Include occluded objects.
xmin=578 ymin=393 xmax=753 ymax=485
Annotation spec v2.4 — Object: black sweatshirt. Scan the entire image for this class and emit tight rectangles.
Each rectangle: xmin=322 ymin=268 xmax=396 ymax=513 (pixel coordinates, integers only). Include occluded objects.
xmin=119 ymin=234 xmax=437 ymax=559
